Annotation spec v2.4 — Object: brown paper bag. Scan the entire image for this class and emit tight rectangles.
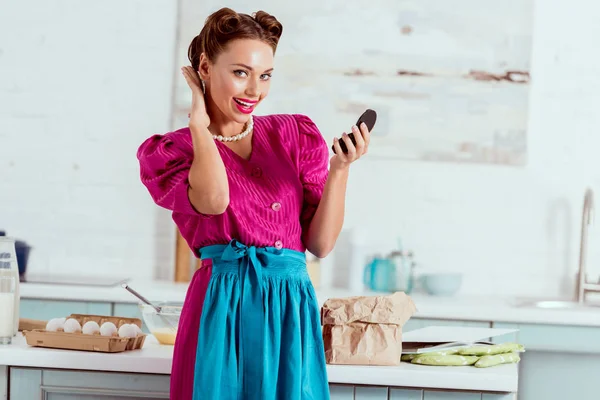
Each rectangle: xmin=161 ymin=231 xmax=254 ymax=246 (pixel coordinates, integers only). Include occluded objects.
xmin=321 ymin=292 xmax=417 ymax=366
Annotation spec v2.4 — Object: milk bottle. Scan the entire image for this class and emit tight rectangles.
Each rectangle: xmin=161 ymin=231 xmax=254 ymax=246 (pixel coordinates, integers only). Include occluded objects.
xmin=0 ymin=275 xmax=15 ymax=344
xmin=0 ymin=238 xmax=20 ymax=336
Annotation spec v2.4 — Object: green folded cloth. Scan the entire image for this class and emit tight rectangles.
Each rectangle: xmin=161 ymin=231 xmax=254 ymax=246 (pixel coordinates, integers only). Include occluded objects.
xmin=403 ymin=343 xmax=525 ymax=368
xmin=457 ymin=343 xmax=525 ymax=356
xmin=411 ymin=355 xmax=479 ymax=366
xmin=401 ymin=349 xmax=458 ymax=362
xmin=475 ymin=352 xmax=521 ymax=368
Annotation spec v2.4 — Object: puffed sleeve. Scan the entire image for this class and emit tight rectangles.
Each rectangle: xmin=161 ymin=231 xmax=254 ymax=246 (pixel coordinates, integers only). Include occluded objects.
xmin=294 ymin=114 xmax=330 ymax=232
xmin=136 ymin=130 xmax=207 ymax=216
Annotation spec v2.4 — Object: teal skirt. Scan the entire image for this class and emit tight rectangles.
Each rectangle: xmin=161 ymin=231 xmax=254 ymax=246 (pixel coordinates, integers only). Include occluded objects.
xmin=170 ymin=239 xmax=330 ymax=400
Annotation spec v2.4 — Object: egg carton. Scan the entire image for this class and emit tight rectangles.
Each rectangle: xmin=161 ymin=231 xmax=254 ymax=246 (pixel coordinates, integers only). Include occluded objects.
xmin=23 ymin=313 xmax=147 ymax=353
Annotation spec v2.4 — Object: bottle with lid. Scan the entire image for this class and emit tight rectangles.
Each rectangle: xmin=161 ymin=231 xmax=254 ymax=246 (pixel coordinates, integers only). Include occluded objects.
xmin=0 ymin=238 xmax=20 ymax=336
xmin=348 ymin=227 xmax=370 ymax=292
xmin=388 ymin=249 xmax=415 ymax=294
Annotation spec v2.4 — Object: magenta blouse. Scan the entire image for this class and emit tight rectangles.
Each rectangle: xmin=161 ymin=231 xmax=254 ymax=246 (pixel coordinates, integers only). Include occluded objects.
xmin=137 ymin=114 xmax=329 ymax=254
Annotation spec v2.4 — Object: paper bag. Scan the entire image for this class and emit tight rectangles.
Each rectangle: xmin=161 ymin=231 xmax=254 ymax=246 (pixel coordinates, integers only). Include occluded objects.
xmin=321 ymin=292 xmax=417 ymax=366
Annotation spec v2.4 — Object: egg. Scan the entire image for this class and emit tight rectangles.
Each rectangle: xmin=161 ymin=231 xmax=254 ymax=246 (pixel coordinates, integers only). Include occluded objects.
xmin=118 ymin=324 xmax=138 ymax=338
xmin=45 ymin=317 xmax=66 ymax=332
xmin=63 ymin=318 xmax=82 ymax=333
xmin=130 ymin=324 xmax=143 ymax=336
xmin=100 ymin=322 xmax=118 ymax=337
xmin=82 ymin=321 xmax=101 ymax=335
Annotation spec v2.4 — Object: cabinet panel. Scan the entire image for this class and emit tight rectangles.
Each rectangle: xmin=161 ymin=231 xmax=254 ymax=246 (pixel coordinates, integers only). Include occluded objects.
xmin=492 ymin=322 xmax=600 ymax=353
xmin=46 ymin=393 xmax=164 ymax=400
xmin=423 ymin=391 xmax=481 ymax=399
xmin=9 ymin=368 xmax=169 ymax=400
xmin=42 ymin=370 xmax=170 ymax=392
xmin=9 ymin=368 xmax=42 ymax=400
xmin=517 ymin=350 xmax=600 ymax=400
xmin=517 ymin=324 xmax=600 ymax=353
xmin=389 ymin=388 xmax=424 ymax=399
xmin=1 ymin=366 xmax=7 ymax=400
xmin=329 ymin=384 xmax=354 ymax=400
xmin=355 ymin=386 xmax=389 ymax=399
xmin=20 ymin=299 xmax=111 ymax=321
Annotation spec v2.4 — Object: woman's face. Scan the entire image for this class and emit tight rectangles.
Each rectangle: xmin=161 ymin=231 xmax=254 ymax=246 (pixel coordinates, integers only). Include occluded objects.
xmin=201 ymin=39 xmax=274 ymax=125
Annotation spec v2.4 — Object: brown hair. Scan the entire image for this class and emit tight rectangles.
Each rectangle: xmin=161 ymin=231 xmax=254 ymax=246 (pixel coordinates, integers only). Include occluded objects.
xmin=188 ymin=7 xmax=283 ymax=71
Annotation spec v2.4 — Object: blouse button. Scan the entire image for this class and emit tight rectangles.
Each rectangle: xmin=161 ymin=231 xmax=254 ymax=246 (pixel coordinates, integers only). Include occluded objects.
xmin=271 ymin=202 xmax=281 ymax=212
xmin=251 ymin=167 xmax=262 ymax=178
xmin=274 ymin=240 xmax=283 ymax=249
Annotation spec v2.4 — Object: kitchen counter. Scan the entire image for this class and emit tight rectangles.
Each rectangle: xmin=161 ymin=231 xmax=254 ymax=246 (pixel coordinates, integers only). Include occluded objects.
xmin=0 ymin=334 xmax=518 ymax=393
xmin=20 ymin=280 xmax=600 ymax=327
xmin=1 ymin=334 xmax=172 ymax=375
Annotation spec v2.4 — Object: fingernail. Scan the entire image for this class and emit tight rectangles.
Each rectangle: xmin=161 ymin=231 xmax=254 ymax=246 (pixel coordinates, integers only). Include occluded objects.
xmin=361 ymin=122 xmax=367 ymax=128
xmin=352 ymin=125 xmax=358 ymax=131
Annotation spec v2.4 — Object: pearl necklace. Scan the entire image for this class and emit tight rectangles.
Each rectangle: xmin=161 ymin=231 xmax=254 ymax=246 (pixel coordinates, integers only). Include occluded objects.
xmin=212 ymin=116 xmax=253 ymax=142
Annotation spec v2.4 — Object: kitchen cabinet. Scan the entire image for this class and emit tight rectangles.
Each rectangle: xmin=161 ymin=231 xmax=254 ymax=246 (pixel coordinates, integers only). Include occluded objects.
xmin=330 ymin=384 xmax=354 ymax=399
xmin=8 ymin=370 xmax=513 ymax=400
xmin=20 ymin=299 xmax=112 ymax=322
xmin=491 ymin=322 xmax=600 ymax=400
xmin=0 ymin=366 xmax=7 ymax=400
xmin=402 ymin=318 xmax=600 ymax=400
xmin=9 ymin=368 xmax=169 ymax=399
xmin=421 ymin=392 xmax=485 ymax=399
xmin=390 ymin=389 xmax=424 ymax=400
xmin=329 ymin=385 xmax=512 ymax=399
xmin=22 ymin=287 xmax=599 ymax=399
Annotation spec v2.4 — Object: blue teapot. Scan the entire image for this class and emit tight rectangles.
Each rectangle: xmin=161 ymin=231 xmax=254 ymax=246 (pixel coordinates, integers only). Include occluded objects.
xmin=363 ymin=256 xmax=396 ymax=292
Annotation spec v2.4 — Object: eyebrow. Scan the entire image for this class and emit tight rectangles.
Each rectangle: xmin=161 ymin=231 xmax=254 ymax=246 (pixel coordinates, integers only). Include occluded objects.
xmin=230 ymin=63 xmax=274 ymax=73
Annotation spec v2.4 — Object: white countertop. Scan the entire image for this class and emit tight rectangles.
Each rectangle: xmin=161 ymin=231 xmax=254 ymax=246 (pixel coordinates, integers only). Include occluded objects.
xmin=0 ymin=334 xmax=518 ymax=393
xmin=1 ymin=334 xmax=173 ymax=375
xmin=19 ymin=280 xmax=600 ymax=327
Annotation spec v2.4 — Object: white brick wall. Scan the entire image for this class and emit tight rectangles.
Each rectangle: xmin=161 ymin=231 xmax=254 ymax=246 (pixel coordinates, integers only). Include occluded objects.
xmin=1 ymin=0 xmax=178 ymax=280
xmin=331 ymin=0 xmax=600 ymax=297
xmin=2 ymin=0 xmax=600 ymax=296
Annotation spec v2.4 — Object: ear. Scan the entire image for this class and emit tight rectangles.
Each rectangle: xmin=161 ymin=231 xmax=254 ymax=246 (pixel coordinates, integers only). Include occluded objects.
xmin=198 ymin=53 xmax=211 ymax=81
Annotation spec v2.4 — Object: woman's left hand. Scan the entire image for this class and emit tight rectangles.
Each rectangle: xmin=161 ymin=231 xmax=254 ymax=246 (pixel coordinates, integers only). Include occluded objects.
xmin=330 ymin=122 xmax=371 ymax=171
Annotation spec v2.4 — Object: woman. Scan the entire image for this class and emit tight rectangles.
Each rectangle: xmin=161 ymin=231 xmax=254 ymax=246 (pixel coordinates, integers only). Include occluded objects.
xmin=137 ymin=7 xmax=370 ymax=400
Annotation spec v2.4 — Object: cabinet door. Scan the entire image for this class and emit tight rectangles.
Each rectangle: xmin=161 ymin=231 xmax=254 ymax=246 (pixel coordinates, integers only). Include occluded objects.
xmin=46 ymin=394 xmax=160 ymax=400
xmin=355 ymin=386 xmax=388 ymax=399
xmin=0 ymin=366 xmax=7 ymax=400
xmin=389 ymin=388 xmax=423 ymax=399
xmin=20 ymin=299 xmax=111 ymax=321
xmin=491 ymin=322 xmax=600 ymax=400
xmin=423 ymin=392 xmax=481 ymax=400
xmin=329 ymin=384 xmax=354 ymax=399
xmin=9 ymin=368 xmax=42 ymax=399
xmin=10 ymin=368 xmax=169 ymax=399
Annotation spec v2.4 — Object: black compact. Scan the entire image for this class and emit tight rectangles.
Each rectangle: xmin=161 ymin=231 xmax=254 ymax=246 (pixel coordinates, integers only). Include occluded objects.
xmin=332 ymin=109 xmax=377 ymax=154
